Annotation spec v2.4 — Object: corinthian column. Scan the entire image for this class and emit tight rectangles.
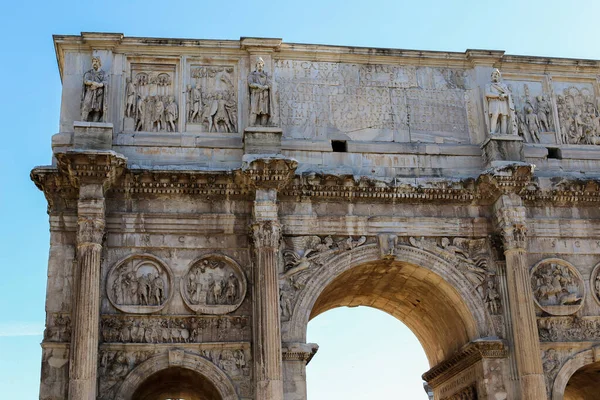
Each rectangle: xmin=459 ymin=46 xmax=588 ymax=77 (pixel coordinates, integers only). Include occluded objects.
xmin=494 ymin=193 xmax=546 ymax=400
xmin=243 ymin=155 xmax=297 ymax=400
xmin=56 ymin=151 xmax=126 ymax=400
xmin=69 ymin=184 xmax=105 ymax=400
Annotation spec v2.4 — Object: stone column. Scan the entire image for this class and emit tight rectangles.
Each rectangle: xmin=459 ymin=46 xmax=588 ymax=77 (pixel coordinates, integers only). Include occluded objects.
xmin=494 ymin=193 xmax=547 ymax=399
xmin=243 ymin=155 xmax=297 ymax=400
xmin=55 ymin=151 xmax=126 ymax=400
xmin=69 ymin=184 xmax=105 ymax=400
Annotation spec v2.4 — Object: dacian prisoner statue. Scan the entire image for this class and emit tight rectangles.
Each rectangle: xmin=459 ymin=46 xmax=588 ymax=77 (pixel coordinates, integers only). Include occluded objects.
xmin=81 ymin=56 xmax=107 ymax=122
xmin=248 ymin=57 xmax=272 ymax=126
xmin=485 ymin=68 xmax=515 ymax=135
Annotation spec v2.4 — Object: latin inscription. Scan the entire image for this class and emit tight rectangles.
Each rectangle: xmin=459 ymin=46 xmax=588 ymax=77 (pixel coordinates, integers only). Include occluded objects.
xmin=274 ymin=60 xmax=470 ymax=143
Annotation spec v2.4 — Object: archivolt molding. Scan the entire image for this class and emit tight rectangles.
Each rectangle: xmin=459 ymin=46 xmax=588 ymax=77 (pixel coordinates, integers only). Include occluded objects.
xmin=283 ymin=240 xmax=494 ymax=345
xmin=115 ymin=350 xmax=239 ymax=400
xmin=551 ymin=347 xmax=600 ymax=400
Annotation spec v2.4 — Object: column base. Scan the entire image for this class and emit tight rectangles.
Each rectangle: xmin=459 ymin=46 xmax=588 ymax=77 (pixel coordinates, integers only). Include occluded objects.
xmin=244 ymin=126 xmax=283 ymax=155
xmin=481 ymin=134 xmax=524 ymax=167
xmin=73 ymin=121 xmax=114 ymax=150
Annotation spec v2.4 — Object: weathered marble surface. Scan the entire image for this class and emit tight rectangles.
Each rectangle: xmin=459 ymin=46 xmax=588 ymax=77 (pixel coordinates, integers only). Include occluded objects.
xmin=33 ymin=33 xmax=600 ymax=400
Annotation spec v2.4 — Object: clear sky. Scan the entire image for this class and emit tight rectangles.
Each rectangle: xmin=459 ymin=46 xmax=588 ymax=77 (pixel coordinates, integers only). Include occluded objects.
xmin=1 ymin=0 xmax=600 ymax=398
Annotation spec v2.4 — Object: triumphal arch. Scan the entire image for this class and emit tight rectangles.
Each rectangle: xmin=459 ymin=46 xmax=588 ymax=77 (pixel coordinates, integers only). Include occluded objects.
xmin=32 ymin=32 xmax=600 ymax=400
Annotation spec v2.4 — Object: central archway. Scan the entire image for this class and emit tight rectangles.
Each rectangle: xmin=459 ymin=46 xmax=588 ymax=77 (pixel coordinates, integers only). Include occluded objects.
xmin=285 ymin=244 xmax=493 ymax=366
xmin=132 ymin=367 xmax=222 ymax=400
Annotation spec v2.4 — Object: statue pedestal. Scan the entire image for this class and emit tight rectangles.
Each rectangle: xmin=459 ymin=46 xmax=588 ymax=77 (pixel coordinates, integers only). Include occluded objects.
xmin=244 ymin=126 xmax=282 ymax=155
xmin=481 ymin=135 xmax=524 ymax=167
xmin=73 ymin=121 xmax=114 ymax=150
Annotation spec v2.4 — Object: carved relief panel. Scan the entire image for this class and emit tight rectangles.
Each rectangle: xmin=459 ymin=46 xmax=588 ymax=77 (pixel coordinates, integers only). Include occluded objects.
xmin=106 ymin=254 xmax=174 ymax=314
xmin=590 ymin=262 xmax=600 ymax=305
xmin=505 ymin=77 xmax=555 ymax=144
xmin=186 ymin=64 xmax=238 ymax=133
xmin=530 ymin=258 xmax=584 ymax=315
xmin=180 ymin=254 xmax=247 ymax=314
xmin=124 ymin=62 xmax=179 ymax=132
xmin=553 ymin=81 xmax=599 ymax=145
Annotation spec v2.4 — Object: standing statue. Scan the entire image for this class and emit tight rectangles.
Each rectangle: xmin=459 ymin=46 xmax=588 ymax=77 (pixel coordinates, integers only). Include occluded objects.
xmin=81 ymin=56 xmax=107 ymax=122
xmin=248 ymin=57 xmax=272 ymax=126
xmin=485 ymin=69 xmax=515 ymax=135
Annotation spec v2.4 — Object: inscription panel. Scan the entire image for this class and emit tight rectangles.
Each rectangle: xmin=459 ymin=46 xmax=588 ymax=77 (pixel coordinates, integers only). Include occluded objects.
xmin=274 ymin=60 xmax=470 ymax=143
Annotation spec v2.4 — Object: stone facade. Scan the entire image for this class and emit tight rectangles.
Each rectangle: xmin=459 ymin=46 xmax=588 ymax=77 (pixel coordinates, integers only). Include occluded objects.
xmin=32 ymin=33 xmax=600 ymax=399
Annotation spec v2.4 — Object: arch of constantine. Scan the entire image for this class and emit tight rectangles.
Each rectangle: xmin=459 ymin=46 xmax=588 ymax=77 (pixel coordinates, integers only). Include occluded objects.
xmin=32 ymin=32 xmax=600 ymax=399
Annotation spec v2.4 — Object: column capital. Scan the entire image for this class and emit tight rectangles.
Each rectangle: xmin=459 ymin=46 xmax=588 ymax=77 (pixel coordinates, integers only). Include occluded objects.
xmin=240 ymin=155 xmax=297 ymax=191
xmin=251 ymin=220 xmax=282 ymax=249
xmin=493 ymin=194 xmax=527 ymax=251
xmin=55 ymin=150 xmax=127 ymax=191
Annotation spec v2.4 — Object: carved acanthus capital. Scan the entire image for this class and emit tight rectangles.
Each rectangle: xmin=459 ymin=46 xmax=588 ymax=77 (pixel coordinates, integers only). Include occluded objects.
xmin=477 ymin=163 xmax=534 ymax=202
xmin=494 ymin=201 xmax=527 ymax=250
xmin=251 ymin=220 xmax=282 ymax=249
xmin=240 ymin=155 xmax=297 ymax=190
xmin=55 ymin=150 xmax=127 ymax=191
xmin=77 ymin=216 xmax=105 ymax=246
xmin=282 ymin=343 xmax=319 ymax=365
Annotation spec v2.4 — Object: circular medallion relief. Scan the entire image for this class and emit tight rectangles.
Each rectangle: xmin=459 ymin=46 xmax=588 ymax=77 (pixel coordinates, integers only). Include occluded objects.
xmin=181 ymin=254 xmax=247 ymax=314
xmin=530 ymin=258 xmax=584 ymax=316
xmin=590 ymin=262 xmax=600 ymax=305
xmin=107 ymin=254 xmax=174 ymax=314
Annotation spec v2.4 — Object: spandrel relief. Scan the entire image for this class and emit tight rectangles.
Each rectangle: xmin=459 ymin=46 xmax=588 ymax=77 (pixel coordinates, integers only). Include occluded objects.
xmin=530 ymin=258 xmax=584 ymax=315
xmin=187 ymin=65 xmax=238 ymax=133
xmin=106 ymin=254 xmax=174 ymax=314
xmin=124 ymin=63 xmax=178 ymax=132
xmin=506 ymin=81 xmax=555 ymax=143
xmin=181 ymin=254 xmax=247 ymax=314
xmin=555 ymin=85 xmax=600 ymax=145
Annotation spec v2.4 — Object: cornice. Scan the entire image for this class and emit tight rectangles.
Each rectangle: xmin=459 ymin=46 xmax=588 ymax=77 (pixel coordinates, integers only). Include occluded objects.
xmin=53 ymin=33 xmax=600 ymax=83
xmin=422 ymin=339 xmax=507 ymax=388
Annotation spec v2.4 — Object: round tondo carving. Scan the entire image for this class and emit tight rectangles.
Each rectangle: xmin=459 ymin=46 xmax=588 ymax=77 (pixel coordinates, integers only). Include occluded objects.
xmin=181 ymin=254 xmax=247 ymax=314
xmin=107 ymin=254 xmax=174 ymax=314
xmin=590 ymin=262 xmax=600 ymax=305
xmin=530 ymin=258 xmax=584 ymax=316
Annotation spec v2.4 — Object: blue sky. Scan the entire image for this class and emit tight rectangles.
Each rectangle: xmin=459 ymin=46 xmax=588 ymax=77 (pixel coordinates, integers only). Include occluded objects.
xmin=1 ymin=0 xmax=600 ymax=398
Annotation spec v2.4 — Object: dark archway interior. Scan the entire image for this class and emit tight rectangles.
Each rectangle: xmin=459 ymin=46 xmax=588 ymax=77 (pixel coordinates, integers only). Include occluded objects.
xmin=132 ymin=367 xmax=222 ymax=400
xmin=309 ymin=260 xmax=478 ymax=366
xmin=564 ymin=361 xmax=600 ymax=400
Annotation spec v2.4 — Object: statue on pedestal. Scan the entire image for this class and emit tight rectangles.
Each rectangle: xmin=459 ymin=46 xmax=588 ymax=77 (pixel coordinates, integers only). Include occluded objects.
xmin=81 ymin=56 xmax=107 ymax=122
xmin=485 ymin=69 xmax=515 ymax=135
xmin=248 ymin=57 xmax=272 ymax=126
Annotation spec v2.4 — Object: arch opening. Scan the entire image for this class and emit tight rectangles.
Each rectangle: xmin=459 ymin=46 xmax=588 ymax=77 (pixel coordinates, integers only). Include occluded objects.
xmin=307 ymin=259 xmax=480 ymax=366
xmin=563 ymin=361 xmax=600 ymax=400
xmin=131 ymin=367 xmax=222 ymax=400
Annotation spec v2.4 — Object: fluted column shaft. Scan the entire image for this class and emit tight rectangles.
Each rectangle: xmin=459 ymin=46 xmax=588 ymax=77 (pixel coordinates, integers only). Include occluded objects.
xmin=252 ymin=188 xmax=284 ymax=400
xmin=494 ymin=193 xmax=546 ymax=400
xmin=69 ymin=183 xmax=105 ymax=400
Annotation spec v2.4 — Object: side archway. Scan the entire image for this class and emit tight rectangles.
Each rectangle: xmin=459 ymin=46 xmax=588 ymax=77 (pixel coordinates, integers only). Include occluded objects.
xmin=552 ymin=348 xmax=599 ymax=400
xmin=285 ymin=244 xmax=494 ymax=366
xmin=115 ymin=351 xmax=238 ymax=400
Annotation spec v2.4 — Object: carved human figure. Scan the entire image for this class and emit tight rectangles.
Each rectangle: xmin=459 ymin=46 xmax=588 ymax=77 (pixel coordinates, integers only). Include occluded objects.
xmin=112 ymin=274 xmax=124 ymax=305
xmin=525 ymin=104 xmax=541 ymax=143
xmin=213 ymin=279 xmax=224 ymax=304
xmin=280 ymin=288 xmax=293 ymax=321
xmin=165 ymin=96 xmax=178 ymax=132
xmin=125 ymin=77 xmax=136 ymax=118
xmin=188 ymin=83 xmax=202 ymax=123
xmin=485 ymin=69 xmax=515 ymax=135
xmin=536 ymin=95 xmax=551 ymax=132
xmin=153 ymin=274 xmax=165 ymax=305
xmin=595 ymin=274 xmax=600 ymax=297
xmin=81 ymin=56 xmax=107 ymax=122
xmin=248 ymin=57 xmax=272 ymax=126
xmin=485 ymin=278 xmax=500 ymax=314
xmin=226 ymin=273 xmax=238 ymax=304
xmin=214 ymin=92 xmax=234 ymax=132
xmin=152 ymin=96 xmax=165 ymax=131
